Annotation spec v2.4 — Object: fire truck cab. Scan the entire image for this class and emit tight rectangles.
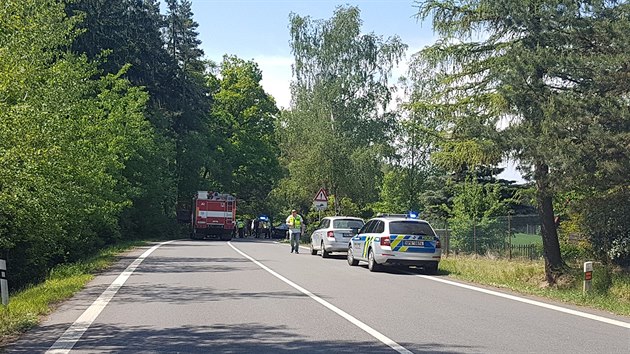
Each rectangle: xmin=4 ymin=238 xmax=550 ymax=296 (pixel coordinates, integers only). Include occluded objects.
xmin=191 ymin=191 xmax=236 ymax=241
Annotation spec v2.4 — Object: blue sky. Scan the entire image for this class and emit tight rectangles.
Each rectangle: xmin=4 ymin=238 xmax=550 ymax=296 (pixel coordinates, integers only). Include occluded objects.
xmin=188 ymin=0 xmax=435 ymax=108
xmin=193 ymin=0 xmax=433 ymax=60
xmin=182 ymin=0 xmax=525 ymax=183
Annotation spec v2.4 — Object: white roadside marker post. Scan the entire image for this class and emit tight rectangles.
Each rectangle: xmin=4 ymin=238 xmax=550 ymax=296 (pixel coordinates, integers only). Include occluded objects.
xmin=0 ymin=259 xmax=8 ymax=305
xmin=583 ymin=261 xmax=593 ymax=294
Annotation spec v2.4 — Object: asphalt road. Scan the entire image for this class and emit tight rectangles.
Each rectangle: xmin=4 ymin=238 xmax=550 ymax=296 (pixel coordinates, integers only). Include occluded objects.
xmin=6 ymin=239 xmax=630 ymax=353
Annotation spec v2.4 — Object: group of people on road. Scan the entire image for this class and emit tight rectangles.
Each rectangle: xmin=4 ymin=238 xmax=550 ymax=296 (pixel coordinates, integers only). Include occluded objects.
xmin=234 ymin=209 xmax=306 ymax=254
xmin=235 ymin=218 xmax=271 ymax=239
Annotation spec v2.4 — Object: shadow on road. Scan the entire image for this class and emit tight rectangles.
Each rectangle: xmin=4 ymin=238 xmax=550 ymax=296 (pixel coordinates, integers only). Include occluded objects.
xmin=135 ymin=256 xmax=251 ymax=274
xmin=6 ymin=322 xmax=477 ymax=353
xmin=114 ymin=282 xmax=306 ymax=304
xmin=354 ymin=265 xmax=451 ymax=277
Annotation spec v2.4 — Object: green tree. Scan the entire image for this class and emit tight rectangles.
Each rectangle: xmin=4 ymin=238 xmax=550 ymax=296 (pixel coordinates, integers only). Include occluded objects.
xmin=164 ymin=0 xmax=215 ymax=202
xmin=281 ymin=6 xmax=406 ymax=214
xmin=543 ymin=2 xmax=630 ymax=267
xmin=209 ymin=56 xmax=282 ymax=216
xmin=68 ymin=0 xmax=174 ymax=96
xmin=412 ymin=0 xmax=629 ymax=282
xmin=449 ymin=177 xmax=506 ymax=253
xmin=166 ymin=0 xmax=204 ymax=74
xmin=376 ymin=78 xmax=445 ymax=216
xmin=0 ymin=0 xmax=152 ymax=288
xmin=372 ymin=168 xmax=409 ymax=214
xmin=66 ymin=0 xmax=180 ymax=238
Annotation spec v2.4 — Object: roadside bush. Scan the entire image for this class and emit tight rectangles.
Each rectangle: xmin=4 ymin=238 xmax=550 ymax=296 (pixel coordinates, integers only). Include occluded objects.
xmin=592 ymin=265 xmax=613 ymax=294
xmin=560 ymin=241 xmax=593 ymax=264
xmin=579 ymin=188 xmax=630 ymax=267
xmin=449 ymin=218 xmax=505 ymax=254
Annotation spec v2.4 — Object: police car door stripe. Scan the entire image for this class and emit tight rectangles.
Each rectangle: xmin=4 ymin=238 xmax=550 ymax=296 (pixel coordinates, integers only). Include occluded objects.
xmin=362 ymin=236 xmax=372 ymax=258
xmin=390 ymin=235 xmax=400 ymax=249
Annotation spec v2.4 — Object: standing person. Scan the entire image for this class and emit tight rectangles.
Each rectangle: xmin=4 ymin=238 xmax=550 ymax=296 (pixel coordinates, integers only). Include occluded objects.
xmin=261 ymin=221 xmax=269 ymax=239
xmin=237 ymin=220 xmax=245 ymax=238
xmin=286 ymin=209 xmax=303 ymax=254
xmin=253 ymin=218 xmax=260 ymax=238
xmin=244 ymin=219 xmax=251 ymax=237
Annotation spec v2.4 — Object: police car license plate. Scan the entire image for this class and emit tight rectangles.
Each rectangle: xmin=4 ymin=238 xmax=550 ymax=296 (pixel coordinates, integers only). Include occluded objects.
xmin=343 ymin=233 xmax=353 ymax=237
xmin=404 ymin=240 xmax=424 ymax=246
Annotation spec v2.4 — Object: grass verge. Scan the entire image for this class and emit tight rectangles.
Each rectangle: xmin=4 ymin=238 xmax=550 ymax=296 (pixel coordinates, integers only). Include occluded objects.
xmin=439 ymin=255 xmax=630 ymax=317
xmin=0 ymin=240 xmax=147 ymax=344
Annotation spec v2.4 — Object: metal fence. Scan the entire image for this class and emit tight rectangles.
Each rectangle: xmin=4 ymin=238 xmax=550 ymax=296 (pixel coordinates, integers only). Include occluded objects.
xmin=433 ymin=214 xmax=544 ymax=260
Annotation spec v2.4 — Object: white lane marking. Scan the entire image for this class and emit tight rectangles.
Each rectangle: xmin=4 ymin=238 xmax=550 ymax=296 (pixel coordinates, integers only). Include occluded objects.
xmin=228 ymin=242 xmax=412 ymax=354
xmin=47 ymin=240 xmax=175 ymax=354
xmin=412 ymin=272 xmax=630 ymax=329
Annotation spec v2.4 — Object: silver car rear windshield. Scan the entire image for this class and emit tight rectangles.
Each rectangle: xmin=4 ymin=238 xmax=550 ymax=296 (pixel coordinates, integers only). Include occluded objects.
xmin=333 ymin=219 xmax=364 ymax=229
xmin=389 ymin=221 xmax=435 ymax=236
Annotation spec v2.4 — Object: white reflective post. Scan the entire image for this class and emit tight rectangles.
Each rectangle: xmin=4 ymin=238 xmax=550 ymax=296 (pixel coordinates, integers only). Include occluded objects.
xmin=0 ymin=259 xmax=8 ymax=305
xmin=583 ymin=261 xmax=593 ymax=294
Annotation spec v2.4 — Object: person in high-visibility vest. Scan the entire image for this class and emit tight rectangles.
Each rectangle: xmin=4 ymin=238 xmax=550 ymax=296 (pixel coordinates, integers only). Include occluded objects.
xmin=286 ymin=209 xmax=303 ymax=253
xmin=236 ymin=220 xmax=245 ymax=238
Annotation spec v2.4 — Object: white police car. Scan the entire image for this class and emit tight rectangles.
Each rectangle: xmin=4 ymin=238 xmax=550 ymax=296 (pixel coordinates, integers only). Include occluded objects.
xmin=347 ymin=214 xmax=441 ymax=273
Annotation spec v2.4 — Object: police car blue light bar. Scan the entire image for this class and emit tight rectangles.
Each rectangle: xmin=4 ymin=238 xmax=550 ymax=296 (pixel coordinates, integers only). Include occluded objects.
xmin=407 ymin=211 xmax=419 ymax=219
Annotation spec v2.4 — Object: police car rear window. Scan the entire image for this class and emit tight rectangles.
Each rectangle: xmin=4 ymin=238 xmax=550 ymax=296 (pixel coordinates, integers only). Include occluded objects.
xmin=389 ymin=221 xmax=435 ymax=236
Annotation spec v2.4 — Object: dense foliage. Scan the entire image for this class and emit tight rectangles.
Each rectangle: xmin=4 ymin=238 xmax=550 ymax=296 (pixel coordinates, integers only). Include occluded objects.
xmin=277 ymin=6 xmax=406 ymax=216
xmin=0 ymin=0 xmax=282 ymax=290
xmin=209 ymin=56 xmax=283 ymax=216
xmin=409 ymin=0 xmax=630 ymax=281
xmin=1 ymin=0 xmax=153 ymax=287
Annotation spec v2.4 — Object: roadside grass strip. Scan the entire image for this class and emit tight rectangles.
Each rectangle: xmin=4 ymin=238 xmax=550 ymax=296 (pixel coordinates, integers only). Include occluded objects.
xmin=0 ymin=275 xmax=91 ymax=340
xmin=0 ymin=241 xmax=147 ymax=344
xmin=412 ymin=272 xmax=630 ymax=329
xmin=439 ymin=256 xmax=630 ymax=317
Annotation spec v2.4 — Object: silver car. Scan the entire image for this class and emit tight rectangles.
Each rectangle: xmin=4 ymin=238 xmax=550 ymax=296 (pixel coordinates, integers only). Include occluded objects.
xmin=310 ymin=216 xmax=364 ymax=258
xmin=347 ymin=215 xmax=442 ymax=273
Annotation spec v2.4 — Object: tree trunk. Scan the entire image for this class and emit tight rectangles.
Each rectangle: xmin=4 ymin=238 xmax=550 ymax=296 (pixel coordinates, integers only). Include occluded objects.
xmin=534 ymin=161 xmax=565 ymax=284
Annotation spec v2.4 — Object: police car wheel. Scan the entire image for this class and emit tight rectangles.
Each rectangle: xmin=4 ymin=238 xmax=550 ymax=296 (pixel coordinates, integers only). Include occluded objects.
xmin=310 ymin=242 xmax=317 ymax=255
xmin=368 ymin=249 xmax=381 ymax=272
xmin=347 ymin=248 xmax=359 ymax=266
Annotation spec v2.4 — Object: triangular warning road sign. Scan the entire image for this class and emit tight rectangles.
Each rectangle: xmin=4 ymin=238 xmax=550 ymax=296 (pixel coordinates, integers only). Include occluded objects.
xmin=314 ymin=188 xmax=328 ymax=202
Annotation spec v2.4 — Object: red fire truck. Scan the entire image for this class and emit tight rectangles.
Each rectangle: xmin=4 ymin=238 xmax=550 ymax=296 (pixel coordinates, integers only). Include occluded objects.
xmin=190 ymin=191 xmax=236 ymax=241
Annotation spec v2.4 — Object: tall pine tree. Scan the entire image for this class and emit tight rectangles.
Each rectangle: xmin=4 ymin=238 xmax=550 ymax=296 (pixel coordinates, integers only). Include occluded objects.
xmin=412 ymin=0 xmax=630 ymax=281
